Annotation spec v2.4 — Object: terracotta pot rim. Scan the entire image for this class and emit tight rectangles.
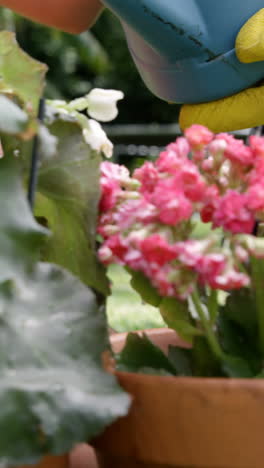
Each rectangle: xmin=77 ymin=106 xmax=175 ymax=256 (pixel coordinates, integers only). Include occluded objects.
xmin=111 ymin=327 xmax=264 ymax=389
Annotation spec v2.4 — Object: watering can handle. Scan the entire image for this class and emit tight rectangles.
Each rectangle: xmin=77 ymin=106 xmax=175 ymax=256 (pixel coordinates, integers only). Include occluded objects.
xmin=102 ymin=0 xmax=210 ymax=62
xmin=180 ymin=9 xmax=264 ymax=132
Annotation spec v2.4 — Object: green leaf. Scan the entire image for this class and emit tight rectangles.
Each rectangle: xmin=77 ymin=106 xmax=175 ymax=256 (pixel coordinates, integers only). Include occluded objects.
xmin=217 ymin=312 xmax=260 ymax=376
xmin=222 ymin=357 xmax=254 ymax=378
xmin=0 ymin=95 xmax=28 ymax=135
xmin=218 ymin=288 xmax=260 ymax=376
xmin=191 ymin=336 xmax=222 ymax=377
xmin=221 ymin=288 xmax=257 ymax=338
xmin=159 ymin=297 xmax=201 ymax=343
xmin=0 ymin=152 xmax=130 ymax=465
xmin=168 ymin=345 xmax=193 ymax=376
xmin=0 ymin=31 xmax=47 ymax=115
xmin=34 ymin=111 xmax=109 ymax=295
xmin=0 ymin=263 xmax=130 ymax=466
xmin=116 ymin=333 xmax=176 ymax=375
xmin=0 ymin=156 xmax=47 ymax=281
xmin=38 ymin=125 xmax=58 ymax=161
xmin=129 ymin=270 xmax=162 ymax=307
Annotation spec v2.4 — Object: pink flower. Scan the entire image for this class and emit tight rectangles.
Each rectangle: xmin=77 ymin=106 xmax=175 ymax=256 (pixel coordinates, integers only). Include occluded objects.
xmin=103 ymin=234 xmax=128 ymax=263
xmin=99 ymin=178 xmax=120 ymax=212
xmin=215 ymin=133 xmax=236 ymax=145
xmin=184 ymin=124 xmax=213 ymax=148
xmin=156 ymin=137 xmax=190 ymax=172
xmin=174 ymin=240 xmax=207 ymax=267
xmin=156 ymin=149 xmax=183 ymax=174
xmin=140 ymin=234 xmax=177 ymax=266
xmin=201 ymin=156 xmax=214 ymax=172
xmin=151 ymin=265 xmax=176 ymax=297
xmin=100 ymin=161 xmax=129 ymax=182
xmin=192 ymin=149 xmax=206 ymax=163
xmin=212 ymin=190 xmax=254 ymax=234
xmin=248 ymin=157 xmax=264 ymax=185
xmin=208 ymin=138 xmax=227 ymax=157
xmin=196 ymin=253 xmax=227 ymax=285
xmin=201 ymin=185 xmax=220 ymax=223
xmin=224 ymin=138 xmax=253 ymax=166
xmin=154 ymin=265 xmax=196 ymax=300
xmin=176 ymin=162 xmax=206 ymax=202
xmin=133 ymin=161 xmax=159 ymax=195
xmin=246 ymin=184 xmax=264 ymax=213
xmin=98 ymin=212 xmax=116 ymax=238
xmin=98 ymin=245 xmax=114 ymax=265
xmin=97 ymin=128 xmax=264 ymax=300
xmin=234 ymin=244 xmax=249 ymax=263
xmin=151 ymin=177 xmax=193 ymax=225
xmin=123 ymin=248 xmax=146 ymax=272
xmin=167 ymin=137 xmax=190 ymax=159
xmin=115 ymin=199 xmax=157 ymax=230
xmin=97 ymin=223 xmax=118 ymax=239
xmin=249 ymin=135 xmax=264 ymax=157
xmin=209 ymin=269 xmax=250 ymax=290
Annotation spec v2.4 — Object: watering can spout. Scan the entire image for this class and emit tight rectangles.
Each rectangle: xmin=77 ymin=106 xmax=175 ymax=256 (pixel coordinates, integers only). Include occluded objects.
xmin=102 ymin=0 xmax=209 ymax=62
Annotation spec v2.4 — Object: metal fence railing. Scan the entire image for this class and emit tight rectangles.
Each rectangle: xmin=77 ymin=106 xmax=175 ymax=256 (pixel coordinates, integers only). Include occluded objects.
xmin=103 ymin=124 xmax=253 ymax=162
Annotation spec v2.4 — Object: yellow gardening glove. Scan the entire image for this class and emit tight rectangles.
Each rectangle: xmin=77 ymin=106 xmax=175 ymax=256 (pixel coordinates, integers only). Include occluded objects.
xmin=179 ymin=9 xmax=264 ymax=132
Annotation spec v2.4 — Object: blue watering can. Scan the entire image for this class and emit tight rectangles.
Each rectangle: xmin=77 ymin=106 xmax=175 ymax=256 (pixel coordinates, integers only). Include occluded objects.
xmin=101 ymin=0 xmax=264 ymax=104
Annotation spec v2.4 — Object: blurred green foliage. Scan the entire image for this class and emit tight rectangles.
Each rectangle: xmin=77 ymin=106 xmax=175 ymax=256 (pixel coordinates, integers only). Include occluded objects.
xmin=0 ymin=8 xmax=180 ymax=124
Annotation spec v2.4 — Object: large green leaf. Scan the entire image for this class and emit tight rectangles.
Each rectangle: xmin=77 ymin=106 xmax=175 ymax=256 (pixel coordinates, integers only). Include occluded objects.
xmin=34 ymin=110 xmax=109 ymax=295
xmin=0 ymin=156 xmax=47 ymax=281
xmin=0 ymin=95 xmax=28 ymax=135
xmin=0 ymin=263 xmax=129 ymax=465
xmin=0 ymin=156 xmax=130 ymax=465
xmin=0 ymin=31 xmax=47 ymax=115
xmin=0 ymin=31 xmax=47 ymax=149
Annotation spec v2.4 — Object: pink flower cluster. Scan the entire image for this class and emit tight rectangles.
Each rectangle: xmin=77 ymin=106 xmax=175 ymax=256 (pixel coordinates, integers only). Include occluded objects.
xmin=98 ymin=125 xmax=264 ymax=299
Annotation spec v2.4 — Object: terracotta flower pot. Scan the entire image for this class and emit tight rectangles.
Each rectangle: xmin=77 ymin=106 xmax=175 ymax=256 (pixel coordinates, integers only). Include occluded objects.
xmin=92 ymin=328 xmax=264 ymax=468
xmin=18 ymin=445 xmax=98 ymax=468
xmin=17 ymin=444 xmax=99 ymax=468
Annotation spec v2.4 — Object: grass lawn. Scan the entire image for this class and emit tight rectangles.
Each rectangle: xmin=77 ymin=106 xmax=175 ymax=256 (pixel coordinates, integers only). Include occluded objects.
xmin=106 ymin=264 xmax=165 ymax=332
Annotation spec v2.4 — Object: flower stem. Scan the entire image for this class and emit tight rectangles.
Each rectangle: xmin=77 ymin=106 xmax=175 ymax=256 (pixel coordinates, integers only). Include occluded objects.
xmin=191 ymin=288 xmax=223 ymax=360
xmin=251 ymin=257 xmax=264 ymax=356
xmin=208 ymin=289 xmax=218 ymax=324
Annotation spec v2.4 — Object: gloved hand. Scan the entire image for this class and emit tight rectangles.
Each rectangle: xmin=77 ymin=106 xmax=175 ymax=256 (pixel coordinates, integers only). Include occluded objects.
xmin=179 ymin=9 xmax=264 ymax=132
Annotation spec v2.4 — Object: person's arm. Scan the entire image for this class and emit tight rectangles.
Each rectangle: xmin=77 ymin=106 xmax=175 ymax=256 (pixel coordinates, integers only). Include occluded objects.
xmin=0 ymin=0 xmax=103 ymax=33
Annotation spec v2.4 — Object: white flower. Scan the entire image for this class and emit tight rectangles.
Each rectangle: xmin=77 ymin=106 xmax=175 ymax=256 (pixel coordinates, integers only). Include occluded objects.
xmin=83 ymin=119 xmax=113 ymax=158
xmin=86 ymin=88 xmax=124 ymax=122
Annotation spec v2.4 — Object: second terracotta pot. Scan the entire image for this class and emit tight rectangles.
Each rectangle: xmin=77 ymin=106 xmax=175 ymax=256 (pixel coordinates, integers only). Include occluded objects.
xmin=19 ymin=454 xmax=68 ymax=468
xmin=93 ymin=328 xmax=264 ymax=468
